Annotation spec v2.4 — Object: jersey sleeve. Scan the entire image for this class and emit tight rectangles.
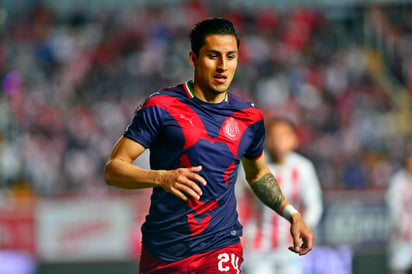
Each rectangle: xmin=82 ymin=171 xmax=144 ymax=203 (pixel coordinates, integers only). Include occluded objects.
xmin=244 ymin=119 xmax=265 ymax=160
xmin=123 ymin=94 xmax=162 ymax=148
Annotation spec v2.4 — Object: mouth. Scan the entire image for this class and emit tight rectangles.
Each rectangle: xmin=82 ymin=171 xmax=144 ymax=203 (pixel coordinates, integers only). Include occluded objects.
xmin=214 ymin=74 xmax=227 ymax=84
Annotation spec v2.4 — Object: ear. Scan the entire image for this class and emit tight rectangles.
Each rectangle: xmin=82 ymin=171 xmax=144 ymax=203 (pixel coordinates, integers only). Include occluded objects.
xmin=189 ymin=50 xmax=197 ymax=67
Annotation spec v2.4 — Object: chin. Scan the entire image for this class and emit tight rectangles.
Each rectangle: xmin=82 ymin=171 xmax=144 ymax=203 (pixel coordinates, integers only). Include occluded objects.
xmin=215 ymin=84 xmax=231 ymax=93
xmin=209 ymin=87 xmax=227 ymax=94
xmin=216 ymin=90 xmax=228 ymax=96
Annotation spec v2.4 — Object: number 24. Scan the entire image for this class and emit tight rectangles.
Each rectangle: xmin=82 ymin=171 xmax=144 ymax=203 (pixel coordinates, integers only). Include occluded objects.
xmin=217 ymin=253 xmax=240 ymax=273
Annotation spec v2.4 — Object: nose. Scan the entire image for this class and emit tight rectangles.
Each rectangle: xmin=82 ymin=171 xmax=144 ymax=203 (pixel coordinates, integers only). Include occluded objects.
xmin=217 ymin=57 xmax=227 ymax=71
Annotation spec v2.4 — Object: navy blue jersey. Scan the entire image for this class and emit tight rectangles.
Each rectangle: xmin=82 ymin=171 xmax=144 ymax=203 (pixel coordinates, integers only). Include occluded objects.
xmin=124 ymin=81 xmax=265 ymax=261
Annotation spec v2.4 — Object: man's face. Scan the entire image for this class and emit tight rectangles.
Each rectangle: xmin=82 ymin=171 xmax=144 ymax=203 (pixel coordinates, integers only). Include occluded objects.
xmin=266 ymin=122 xmax=298 ymax=162
xmin=190 ymin=34 xmax=238 ymax=96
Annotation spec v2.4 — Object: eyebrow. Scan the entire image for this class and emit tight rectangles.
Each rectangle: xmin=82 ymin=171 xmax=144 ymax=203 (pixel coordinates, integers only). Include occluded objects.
xmin=206 ymin=50 xmax=238 ymax=55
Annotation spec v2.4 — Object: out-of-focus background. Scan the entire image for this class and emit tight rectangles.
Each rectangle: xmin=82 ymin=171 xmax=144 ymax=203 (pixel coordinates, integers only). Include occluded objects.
xmin=1 ymin=0 xmax=411 ymax=273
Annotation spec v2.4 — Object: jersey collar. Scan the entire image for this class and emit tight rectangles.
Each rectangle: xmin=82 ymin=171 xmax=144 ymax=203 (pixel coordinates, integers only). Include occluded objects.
xmin=183 ymin=81 xmax=229 ymax=103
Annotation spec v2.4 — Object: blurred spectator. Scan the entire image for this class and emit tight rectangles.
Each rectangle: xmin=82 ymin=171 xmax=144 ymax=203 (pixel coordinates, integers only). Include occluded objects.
xmin=0 ymin=1 xmax=410 ymax=196
xmin=241 ymin=118 xmax=323 ymax=274
xmin=385 ymin=151 xmax=412 ymax=274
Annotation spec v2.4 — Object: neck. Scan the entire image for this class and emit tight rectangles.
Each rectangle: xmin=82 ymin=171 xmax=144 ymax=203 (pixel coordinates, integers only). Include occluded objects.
xmin=270 ymin=154 xmax=286 ymax=165
xmin=189 ymin=81 xmax=227 ymax=103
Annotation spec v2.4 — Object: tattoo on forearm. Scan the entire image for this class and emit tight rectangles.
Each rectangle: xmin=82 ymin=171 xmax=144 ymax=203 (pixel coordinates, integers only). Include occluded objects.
xmin=252 ymin=173 xmax=285 ymax=213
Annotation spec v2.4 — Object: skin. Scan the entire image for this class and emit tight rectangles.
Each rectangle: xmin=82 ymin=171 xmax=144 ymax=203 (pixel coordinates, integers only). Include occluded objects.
xmin=259 ymin=120 xmax=316 ymax=253
xmin=266 ymin=121 xmax=298 ymax=164
xmin=189 ymin=34 xmax=238 ymax=103
xmin=242 ymin=155 xmax=313 ymax=255
xmin=104 ymin=33 xmax=314 ymax=255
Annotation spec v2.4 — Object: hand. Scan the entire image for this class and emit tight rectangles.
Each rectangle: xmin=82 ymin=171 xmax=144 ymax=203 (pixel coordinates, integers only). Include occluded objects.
xmin=160 ymin=166 xmax=207 ymax=202
xmin=288 ymin=213 xmax=314 ymax=256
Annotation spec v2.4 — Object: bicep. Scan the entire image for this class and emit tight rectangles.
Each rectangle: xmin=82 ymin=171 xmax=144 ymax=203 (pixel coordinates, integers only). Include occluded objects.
xmin=108 ymin=136 xmax=147 ymax=164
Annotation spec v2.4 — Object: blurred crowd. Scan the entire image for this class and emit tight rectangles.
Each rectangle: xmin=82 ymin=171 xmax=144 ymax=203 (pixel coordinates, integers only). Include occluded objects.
xmin=0 ymin=0 xmax=411 ymax=196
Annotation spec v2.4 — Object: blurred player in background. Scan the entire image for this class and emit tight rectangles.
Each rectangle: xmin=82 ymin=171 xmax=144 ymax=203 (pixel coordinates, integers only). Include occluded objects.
xmin=386 ymin=151 xmax=412 ymax=274
xmin=240 ymin=118 xmax=323 ymax=274
xmin=104 ymin=18 xmax=314 ymax=273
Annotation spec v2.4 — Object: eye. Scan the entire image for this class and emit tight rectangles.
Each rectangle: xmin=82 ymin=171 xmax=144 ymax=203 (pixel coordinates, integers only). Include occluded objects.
xmin=208 ymin=54 xmax=218 ymax=59
xmin=227 ymin=53 xmax=238 ymax=60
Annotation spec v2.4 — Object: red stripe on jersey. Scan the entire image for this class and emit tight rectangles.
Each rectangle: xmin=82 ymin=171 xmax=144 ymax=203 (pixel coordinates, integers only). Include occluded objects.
xmin=188 ymin=199 xmax=218 ymax=215
xmin=271 ymin=214 xmax=279 ymax=248
xmin=253 ymin=226 xmax=262 ymax=249
xmin=180 ymin=154 xmax=192 ymax=168
xmin=251 ymin=151 xmax=264 ymax=161
xmin=142 ymin=95 xmax=263 ymax=157
xmin=223 ymin=162 xmax=236 ymax=185
xmin=276 ymin=174 xmax=282 ymax=186
xmin=291 ymin=167 xmax=299 ymax=202
xmin=187 ymin=213 xmax=212 ymax=238
xmin=187 ymin=199 xmax=218 ymax=238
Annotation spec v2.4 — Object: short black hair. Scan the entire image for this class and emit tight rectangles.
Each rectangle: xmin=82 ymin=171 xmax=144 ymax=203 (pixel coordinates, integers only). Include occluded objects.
xmin=190 ymin=18 xmax=240 ymax=56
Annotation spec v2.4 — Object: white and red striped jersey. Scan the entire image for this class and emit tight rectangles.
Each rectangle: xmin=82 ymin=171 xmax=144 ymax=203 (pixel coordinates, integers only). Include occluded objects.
xmin=386 ymin=169 xmax=412 ymax=241
xmin=239 ymin=151 xmax=323 ymax=252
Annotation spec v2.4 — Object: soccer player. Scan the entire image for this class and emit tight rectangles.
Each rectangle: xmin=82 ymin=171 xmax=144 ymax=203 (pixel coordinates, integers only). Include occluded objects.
xmin=104 ymin=18 xmax=314 ymax=273
xmin=241 ymin=118 xmax=323 ymax=274
xmin=386 ymin=151 xmax=412 ymax=274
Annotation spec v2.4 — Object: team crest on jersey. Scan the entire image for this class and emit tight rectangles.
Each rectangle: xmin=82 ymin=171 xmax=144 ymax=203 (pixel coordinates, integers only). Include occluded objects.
xmin=222 ymin=117 xmax=241 ymax=141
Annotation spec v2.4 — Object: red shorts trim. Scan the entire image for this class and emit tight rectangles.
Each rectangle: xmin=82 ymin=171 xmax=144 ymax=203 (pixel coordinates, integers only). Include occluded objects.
xmin=139 ymin=243 xmax=244 ymax=274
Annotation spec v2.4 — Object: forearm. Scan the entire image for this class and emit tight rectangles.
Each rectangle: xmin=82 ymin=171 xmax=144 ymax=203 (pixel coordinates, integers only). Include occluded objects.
xmin=251 ymin=172 xmax=289 ymax=215
xmin=104 ymin=158 xmax=163 ymax=189
xmin=248 ymin=169 xmax=314 ymax=255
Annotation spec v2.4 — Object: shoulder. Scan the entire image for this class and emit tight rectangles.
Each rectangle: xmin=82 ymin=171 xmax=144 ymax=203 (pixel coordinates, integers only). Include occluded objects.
xmin=228 ymin=92 xmax=263 ymax=120
xmin=228 ymin=92 xmax=259 ymax=109
xmin=287 ymin=152 xmax=313 ymax=167
xmin=390 ymin=170 xmax=408 ymax=185
xmin=386 ymin=171 xmax=412 ymax=195
xmin=139 ymin=84 xmax=187 ymax=109
xmin=152 ymin=83 xmax=187 ymax=101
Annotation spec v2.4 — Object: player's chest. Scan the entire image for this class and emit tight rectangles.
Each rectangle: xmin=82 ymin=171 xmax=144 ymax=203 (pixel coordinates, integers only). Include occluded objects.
xmin=272 ymin=166 xmax=301 ymax=198
xmin=400 ymin=182 xmax=412 ymax=209
xmin=160 ymin=105 xmax=254 ymax=157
